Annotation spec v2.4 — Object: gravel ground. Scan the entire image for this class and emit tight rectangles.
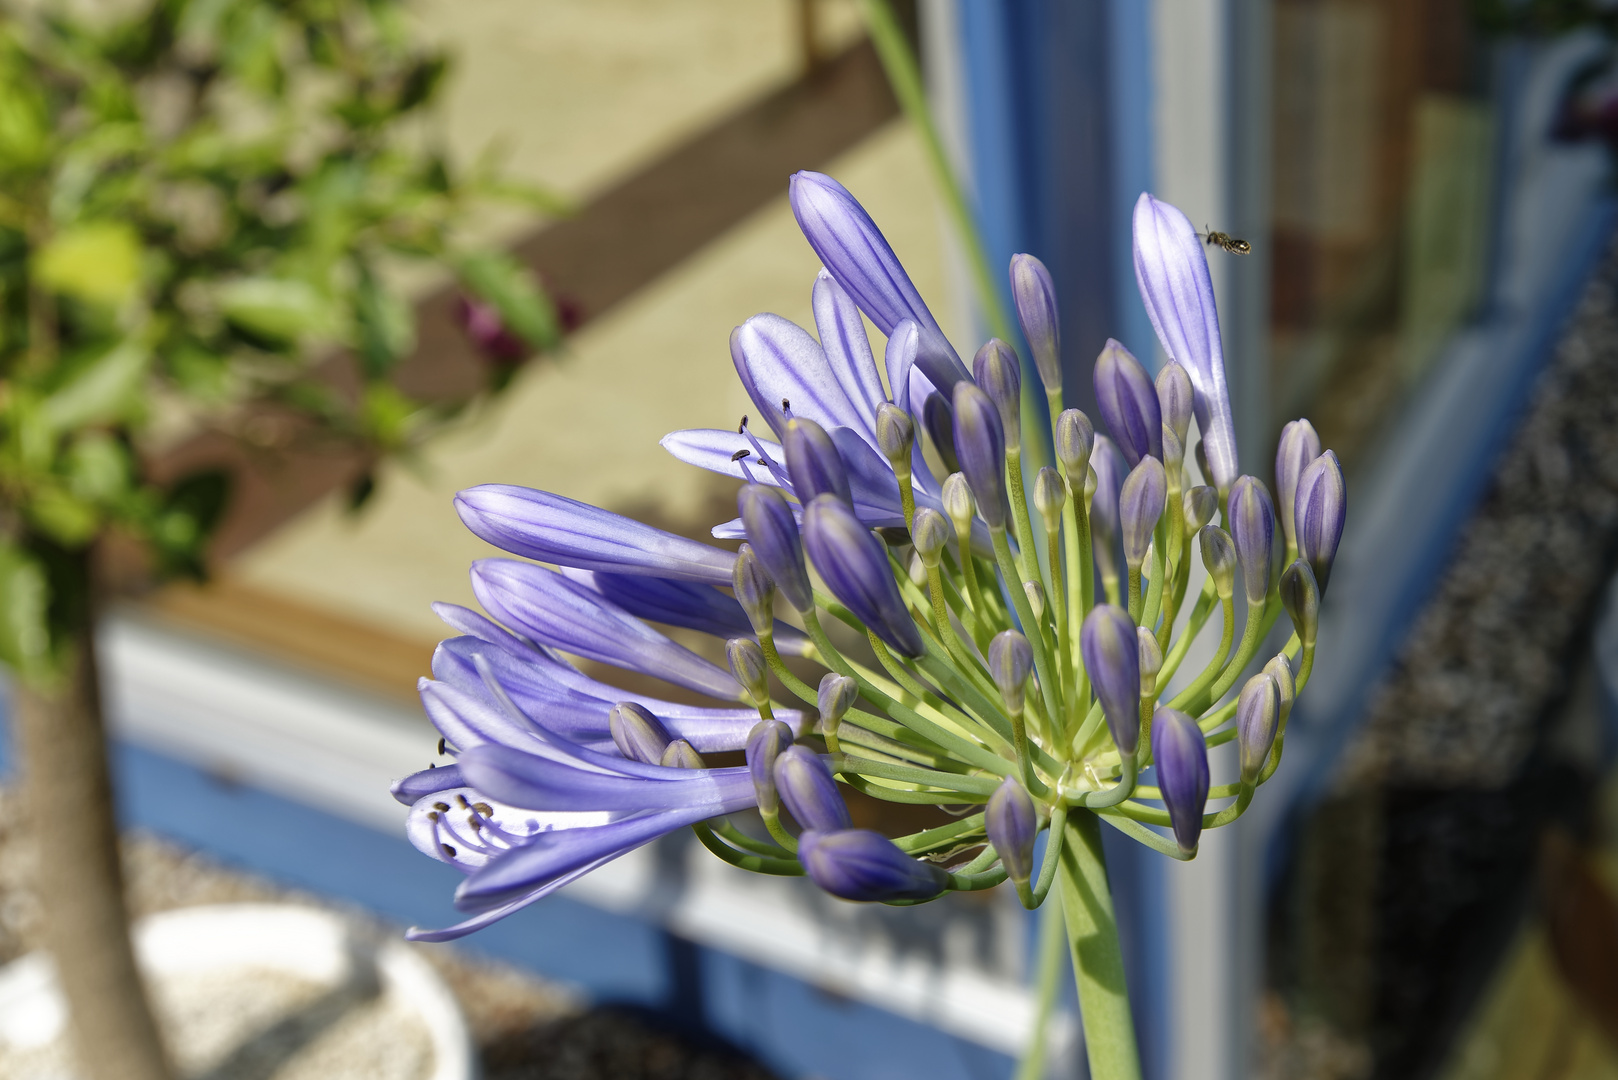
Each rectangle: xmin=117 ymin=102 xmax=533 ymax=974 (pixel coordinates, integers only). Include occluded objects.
xmin=0 ymin=790 xmax=781 ymax=1080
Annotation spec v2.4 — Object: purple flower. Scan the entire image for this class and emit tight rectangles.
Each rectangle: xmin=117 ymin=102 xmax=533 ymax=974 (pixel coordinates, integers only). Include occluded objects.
xmin=456 ymin=295 xmax=527 ymax=363
xmin=1150 ymin=707 xmax=1209 ymax=855
xmin=788 ymin=171 xmax=968 ymax=392
xmin=952 ymin=382 xmax=1010 ymax=529
xmin=973 ymin=339 xmax=1023 ymax=452
xmin=1236 ymin=672 xmax=1280 ymax=784
xmin=798 ymin=829 xmax=950 ymax=902
xmin=922 ymin=391 xmax=961 ymax=474
xmin=774 ymin=745 xmax=851 ymax=831
xmin=1280 ymin=559 xmax=1320 ymax=646
xmin=746 ymin=719 xmax=794 ymax=814
xmin=1055 ymin=409 xmax=1094 ymax=478
xmin=738 ymin=484 xmax=814 ymax=612
xmin=564 ymin=567 xmax=809 ymax=656
xmin=783 ymin=417 xmax=854 ymax=506
xmin=1274 ymin=419 xmax=1321 ymax=552
xmin=456 ymin=485 xmax=736 ymax=586
xmin=801 ymin=494 xmax=925 ymax=657
xmin=812 ymin=268 xmax=889 ymax=426
xmin=1156 ymin=361 xmax=1194 ymax=446
xmin=987 ymin=777 xmax=1037 ymax=885
xmin=1133 ymin=193 xmax=1238 ymax=495
xmin=1010 ymin=253 xmax=1061 ymax=393
xmin=1295 ymin=449 xmax=1346 ymax=594
xmin=1198 ymin=525 xmax=1236 ymax=599
xmin=988 ymin=629 xmax=1034 ymax=714
xmin=1119 ymin=457 xmax=1167 ymax=571
xmin=1226 ymin=476 xmax=1276 ymax=607
xmin=1090 ymin=435 xmax=1127 ymax=584
xmin=1081 ymin=605 xmax=1141 ymax=755
xmin=609 ymin=702 xmax=672 ymax=763
xmin=1094 ymin=338 xmax=1162 ymax=467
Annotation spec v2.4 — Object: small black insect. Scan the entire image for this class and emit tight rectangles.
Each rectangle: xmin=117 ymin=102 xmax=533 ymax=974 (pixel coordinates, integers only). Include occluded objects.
xmin=1199 ymin=226 xmax=1251 ymax=255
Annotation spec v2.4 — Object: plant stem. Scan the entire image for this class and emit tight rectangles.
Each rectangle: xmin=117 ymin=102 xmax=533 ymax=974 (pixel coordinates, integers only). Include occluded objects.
xmin=13 ymin=550 xmax=174 ymax=1080
xmin=1057 ymin=811 xmax=1142 ymax=1080
xmin=1015 ymin=899 xmax=1069 ymax=1080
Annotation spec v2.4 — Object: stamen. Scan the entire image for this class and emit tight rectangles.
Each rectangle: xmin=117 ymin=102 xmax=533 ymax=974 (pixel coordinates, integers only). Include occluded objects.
xmin=433 ymin=801 xmax=450 ymax=812
xmin=469 ymin=818 xmax=483 ymax=831
xmin=437 ymin=737 xmax=446 ymax=755
xmin=441 ymin=843 xmax=457 ymax=857
xmin=456 ymin=794 xmax=470 ymax=809
xmin=739 ymin=415 xmax=748 ymax=435
xmin=427 ymin=811 xmax=439 ymax=822
xmin=781 ymin=397 xmax=792 ymax=415
xmin=474 ymin=802 xmax=493 ymax=816
xmin=731 ymin=448 xmax=751 ymax=462
xmin=740 ymin=424 xmax=793 ymax=487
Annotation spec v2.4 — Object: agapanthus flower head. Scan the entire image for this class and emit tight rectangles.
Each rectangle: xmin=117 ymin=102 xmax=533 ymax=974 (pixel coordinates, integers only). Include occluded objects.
xmin=952 ymin=381 xmax=1010 ymax=528
xmin=1055 ymin=408 xmax=1095 ymax=479
xmin=1296 ymin=449 xmax=1346 ymax=594
xmin=987 ymin=777 xmax=1038 ymax=885
xmin=974 ymin=338 xmax=1023 ymax=452
xmin=799 ymin=829 xmax=950 ymax=902
xmin=1094 ymin=338 xmax=1162 ymax=467
xmin=775 ymin=745 xmax=852 ymax=832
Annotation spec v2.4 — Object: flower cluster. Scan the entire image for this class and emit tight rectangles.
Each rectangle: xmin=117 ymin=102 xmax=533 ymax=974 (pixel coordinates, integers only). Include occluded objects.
xmin=393 ymin=173 xmax=1345 ymax=939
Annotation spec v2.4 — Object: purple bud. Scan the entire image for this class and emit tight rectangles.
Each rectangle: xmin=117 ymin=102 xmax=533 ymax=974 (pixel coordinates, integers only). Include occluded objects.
xmin=922 ymin=392 xmax=960 ymax=473
xmin=1295 ymin=449 xmax=1345 ymax=595
xmin=1162 ymin=424 xmax=1185 ymax=474
xmin=885 ymin=320 xmax=919 ymax=411
xmin=988 ymin=629 xmax=1034 ymax=713
xmin=1010 ymin=253 xmax=1061 ymax=393
xmin=746 ymin=719 xmax=794 ymax=814
xmin=739 ymin=484 xmax=814 ymax=612
xmin=1055 ymin=409 xmax=1095 ymax=478
xmin=783 ymin=417 xmax=852 ymax=505
xmin=1090 ymin=435 xmax=1127 ymax=579
xmin=774 ymin=744 xmax=852 ymax=831
xmin=1151 ymin=707 xmax=1209 ymax=854
xmin=1279 ymin=559 xmax=1319 ymax=646
xmin=951 ymin=382 xmax=1009 ymax=529
xmin=1183 ymin=485 xmax=1216 ymax=533
xmin=1081 ymin=605 xmax=1141 ymax=756
xmin=987 ymin=777 xmax=1038 ymax=884
xmin=798 ymin=828 xmax=950 ymax=902
xmin=973 ymin=339 xmax=1023 ymax=452
xmin=1236 ymin=672 xmax=1281 ymax=784
xmin=802 ymin=494 xmax=925 ymax=657
xmin=1198 ymin=525 xmax=1237 ymax=599
xmin=1138 ymin=625 xmax=1163 ymax=686
xmin=1156 ymin=361 xmax=1194 ymax=445
xmin=875 ymin=402 xmax=914 ymax=466
xmin=661 ymin=739 xmax=705 ymax=769
xmin=911 ymin=507 xmax=950 ymax=567
xmin=1227 ymin=476 xmax=1276 ymax=606
xmin=731 ymin=543 xmax=775 ymax=635
xmin=1265 ymin=655 xmax=1295 ymax=727
xmin=1033 ymin=466 xmax=1066 ymax=526
xmin=726 ymin=637 xmax=770 ymax=707
xmin=817 ymin=672 xmax=859 ymax=732
xmin=1094 ymin=338 xmax=1162 ymax=467
xmin=1119 ymin=457 xmax=1168 ymax=570
xmin=609 ymin=702 xmax=672 ymax=764
xmin=1274 ymin=419 xmax=1322 ymax=552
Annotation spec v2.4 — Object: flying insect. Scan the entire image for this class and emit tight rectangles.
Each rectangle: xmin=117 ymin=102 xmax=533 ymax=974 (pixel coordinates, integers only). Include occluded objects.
xmin=1199 ymin=226 xmax=1251 ymax=255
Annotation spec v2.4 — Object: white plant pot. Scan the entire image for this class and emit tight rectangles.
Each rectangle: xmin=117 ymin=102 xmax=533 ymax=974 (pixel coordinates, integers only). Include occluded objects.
xmin=0 ymin=903 xmax=476 ymax=1080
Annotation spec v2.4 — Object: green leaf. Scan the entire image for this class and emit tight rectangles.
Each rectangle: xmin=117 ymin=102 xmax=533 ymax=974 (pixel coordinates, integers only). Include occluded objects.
xmin=26 ymin=485 xmax=100 ymax=545
xmin=456 ymin=252 xmax=560 ymax=351
xmin=354 ymin=267 xmax=415 ymax=377
xmin=219 ymin=278 xmax=337 ymax=344
xmin=65 ymin=432 xmax=130 ymax=503
xmin=35 ymin=221 xmax=144 ymax=308
xmin=0 ymin=545 xmax=48 ymax=677
xmin=39 ymin=338 xmax=152 ymax=432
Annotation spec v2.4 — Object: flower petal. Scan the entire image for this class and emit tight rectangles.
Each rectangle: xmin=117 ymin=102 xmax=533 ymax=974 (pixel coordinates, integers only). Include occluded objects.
xmin=732 ymin=314 xmax=876 ymax=445
xmin=562 ymin=568 xmax=812 ymax=655
xmin=813 ymin=269 xmax=888 ymax=430
xmin=459 ymin=743 xmax=754 ymax=812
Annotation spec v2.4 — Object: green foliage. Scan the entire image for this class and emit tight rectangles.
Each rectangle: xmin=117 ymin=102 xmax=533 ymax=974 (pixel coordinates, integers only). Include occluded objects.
xmin=0 ymin=0 xmax=556 ymax=681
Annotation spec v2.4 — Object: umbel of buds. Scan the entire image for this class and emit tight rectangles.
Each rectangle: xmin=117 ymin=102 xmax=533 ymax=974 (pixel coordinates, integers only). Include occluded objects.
xmin=404 ymin=177 xmax=1348 ymax=1080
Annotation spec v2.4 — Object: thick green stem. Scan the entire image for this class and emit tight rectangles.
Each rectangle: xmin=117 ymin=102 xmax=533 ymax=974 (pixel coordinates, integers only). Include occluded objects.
xmin=1058 ymin=812 xmax=1142 ymax=1080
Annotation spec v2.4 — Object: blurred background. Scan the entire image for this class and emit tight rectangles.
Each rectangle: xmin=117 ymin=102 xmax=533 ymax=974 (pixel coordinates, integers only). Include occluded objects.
xmin=6 ymin=0 xmax=1618 ymax=1078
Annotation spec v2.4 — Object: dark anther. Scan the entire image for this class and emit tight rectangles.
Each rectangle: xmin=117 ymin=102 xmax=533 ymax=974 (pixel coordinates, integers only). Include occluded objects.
xmin=433 ymin=801 xmax=450 ymax=812
xmin=469 ymin=818 xmax=483 ymax=831
xmin=437 ymin=737 xmax=446 ymax=755
xmin=428 ymin=762 xmax=436 ymax=769
xmin=441 ymin=843 xmax=457 ymax=857
xmin=456 ymin=794 xmax=470 ymax=808
xmin=739 ymin=415 xmax=748 ymax=434
xmin=781 ymin=397 xmax=791 ymax=412
xmin=427 ymin=811 xmax=440 ymax=822
xmin=473 ymin=802 xmax=493 ymax=816
xmin=731 ymin=448 xmax=752 ymax=462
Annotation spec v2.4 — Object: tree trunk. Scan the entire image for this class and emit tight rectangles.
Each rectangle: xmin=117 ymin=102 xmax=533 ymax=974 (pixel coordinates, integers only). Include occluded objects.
xmin=12 ymin=551 xmax=173 ymax=1080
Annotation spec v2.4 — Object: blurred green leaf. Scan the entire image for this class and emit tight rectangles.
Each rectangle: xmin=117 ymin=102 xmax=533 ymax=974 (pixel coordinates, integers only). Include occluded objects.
xmin=457 ymin=252 xmax=559 ymax=351
xmin=26 ymin=485 xmax=100 ymax=545
xmin=219 ymin=278 xmax=336 ymax=344
xmin=0 ymin=545 xmax=49 ymax=677
xmin=35 ymin=222 xmax=143 ymax=308
xmin=40 ymin=338 xmax=151 ymax=432
xmin=65 ymin=432 xmax=129 ymax=503
xmin=354 ymin=266 xmax=415 ymax=377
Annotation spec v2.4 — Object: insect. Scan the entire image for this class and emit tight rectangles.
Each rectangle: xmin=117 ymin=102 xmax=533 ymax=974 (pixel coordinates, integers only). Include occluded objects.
xmin=1200 ymin=226 xmax=1251 ymax=255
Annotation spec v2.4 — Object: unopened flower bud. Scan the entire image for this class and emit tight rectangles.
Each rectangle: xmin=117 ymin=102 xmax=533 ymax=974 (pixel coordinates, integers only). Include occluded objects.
xmin=803 ymin=494 xmax=925 ymax=657
xmin=912 ymin=507 xmax=949 ymax=567
xmin=1151 ymin=707 xmax=1209 ymax=855
xmin=1156 ymin=360 xmax=1194 ymax=445
xmin=731 ymin=543 xmax=776 ymax=636
xmin=726 ymin=637 xmax=771 ymax=708
xmin=875 ymin=403 xmax=914 ymax=470
xmin=1055 ymin=409 xmax=1095 ymax=479
xmin=1094 ymin=338 xmax=1162 ymax=466
xmin=661 ymin=738 xmax=705 ymax=769
xmin=817 ymin=673 xmax=859 ymax=736
xmin=1199 ymin=526 xmax=1237 ymax=600
xmin=1275 ymin=419 xmax=1322 ymax=552
xmin=1081 ymin=605 xmax=1140 ymax=756
xmin=1138 ymin=625 xmax=1163 ymax=693
xmin=1091 ymin=436 xmax=1126 ymax=585
xmin=1162 ymin=424 xmax=1185 ymax=475
xmin=1227 ymin=476 xmax=1276 ymax=607
xmin=1010 ymin=253 xmax=1061 ymax=393
xmin=952 ymin=382 xmax=1009 ymax=528
xmin=942 ymin=471 xmax=974 ymax=535
xmin=799 ymin=828 xmax=949 ymax=901
xmin=1280 ymin=559 xmax=1320 ymax=646
xmin=1265 ymin=654 xmax=1295 ymax=727
xmin=1024 ymin=579 xmax=1046 ymax=619
xmin=1120 ymin=457 xmax=1168 ymax=570
xmin=923 ymin=392 xmax=960 ymax=473
xmin=774 ymin=744 xmax=852 ymax=831
xmin=908 ymin=551 xmax=926 ymax=587
xmin=987 ymin=777 xmax=1037 ymax=885
xmin=739 ymin=484 xmax=814 ymax=613
xmin=1295 ymin=449 xmax=1345 ymax=595
xmin=783 ymin=417 xmax=852 ymax=505
xmin=1033 ymin=466 xmax=1066 ymax=528
xmin=746 ymin=719 xmax=794 ymax=814
xmin=973 ymin=338 xmax=1023 ymax=452
xmin=1236 ymin=672 xmax=1280 ymax=784
xmin=988 ymin=629 xmax=1034 ymax=714
xmin=609 ymin=702 xmax=673 ymax=764
xmin=1183 ymin=485 xmax=1217 ymax=533
xmin=1193 ymin=438 xmax=1211 ymax=486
